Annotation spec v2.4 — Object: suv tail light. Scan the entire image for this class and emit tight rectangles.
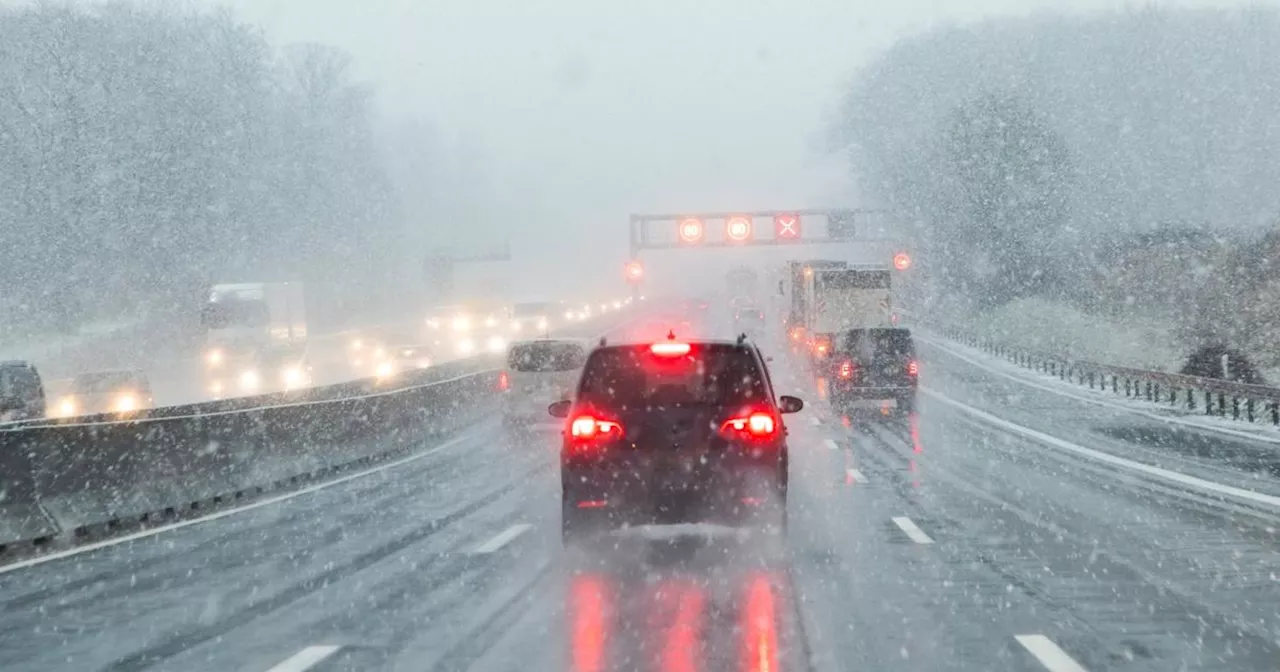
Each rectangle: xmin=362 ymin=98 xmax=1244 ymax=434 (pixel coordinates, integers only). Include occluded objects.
xmin=570 ymin=415 xmax=624 ymax=440
xmin=837 ymin=359 xmax=855 ymax=380
xmin=907 ymin=360 xmax=919 ymax=377
xmin=720 ymin=411 xmax=778 ymax=440
xmin=498 ymin=370 xmax=510 ymax=391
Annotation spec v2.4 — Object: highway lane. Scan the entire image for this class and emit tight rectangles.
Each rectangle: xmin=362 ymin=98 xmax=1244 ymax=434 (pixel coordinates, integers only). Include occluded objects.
xmin=1 ymin=327 xmax=1279 ymax=670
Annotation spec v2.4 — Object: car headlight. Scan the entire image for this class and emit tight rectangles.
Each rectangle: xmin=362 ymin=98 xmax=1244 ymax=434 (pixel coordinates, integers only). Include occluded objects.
xmin=417 ymin=358 xmax=431 ymax=369
xmin=350 ymin=338 xmax=364 ymax=351
xmin=486 ymin=335 xmax=506 ymax=353
xmin=57 ymin=397 xmax=77 ymax=418
xmin=282 ymin=367 xmax=303 ymax=387
xmin=456 ymin=338 xmax=475 ymax=355
xmin=240 ymin=370 xmax=260 ymax=390
xmin=114 ymin=394 xmax=138 ymax=413
xmin=511 ymin=320 xmax=523 ymax=332
xmin=612 ymin=300 xmax=622 ymax=309
xmin=206 ymin=348 xmax=223 ymax=367
xmin=426 ymin=318 xmax=440 ymax=329
xmin=452 ymin=316 xmax=471 ymax=332
xmin=537 ymin=317 xmax=548 ymax=330
xmin=373 ymin=346 xmax=386 ymax=359
xmin=484 ymin=316 xmax=498 ymax=328
xmin=210 ymin=380 xmax=224 ymax=396
xmin=375 ymin=361 xmax=395 ymax=378
xmin=564 ymin=311 xmax=574 ymax=320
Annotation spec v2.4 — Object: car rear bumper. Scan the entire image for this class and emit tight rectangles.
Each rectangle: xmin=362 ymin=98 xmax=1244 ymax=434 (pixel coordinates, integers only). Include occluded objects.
xmin=562 ymin=453 xmax=785 ymax=524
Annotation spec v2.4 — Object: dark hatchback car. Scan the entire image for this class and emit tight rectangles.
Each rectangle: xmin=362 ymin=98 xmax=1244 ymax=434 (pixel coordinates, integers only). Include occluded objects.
xmin=551 ymin=337 xmax=803 ymax=542
xmin=826 ymin=327 xmax=918 ymax=414
xmin=0 ymin=360 xmax=45 ymax=422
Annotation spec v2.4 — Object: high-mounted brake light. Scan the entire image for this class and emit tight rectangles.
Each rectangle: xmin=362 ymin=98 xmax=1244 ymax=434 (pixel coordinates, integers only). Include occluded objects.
xmin=570 ymin=415 xmax=624 ymax=440
xmin=907 ymin=360 xmax=919 ymax=376
xmin=721 ymin=412 xmax=777 ymax=439
xmin=838 ymin=360 xmax=854 ymax=380
xmin=650 ymin=342 xmax=691 ymax=356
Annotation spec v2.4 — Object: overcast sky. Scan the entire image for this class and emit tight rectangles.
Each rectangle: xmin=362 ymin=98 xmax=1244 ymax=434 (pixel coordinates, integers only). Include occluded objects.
xmin=185 ymin=0 xmax=1258 ymax=294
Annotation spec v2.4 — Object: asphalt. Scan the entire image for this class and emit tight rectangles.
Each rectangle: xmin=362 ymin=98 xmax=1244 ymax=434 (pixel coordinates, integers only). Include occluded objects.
xmin=1 ymin=314 xmax=1279 ymax=671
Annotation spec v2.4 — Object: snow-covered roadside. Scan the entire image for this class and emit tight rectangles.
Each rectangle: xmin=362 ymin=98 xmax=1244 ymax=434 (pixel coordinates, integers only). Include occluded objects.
xmin=929 ymin=297 xmax=1184 ymax=371
xmin=919 ymin=331 xmax=1280 ymax=441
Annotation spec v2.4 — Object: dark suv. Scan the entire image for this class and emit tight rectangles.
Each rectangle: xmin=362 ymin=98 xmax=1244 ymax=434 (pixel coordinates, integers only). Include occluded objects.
xmin=550 ymin=337 xmax=803 ymax=542
xmin=826 ymin=328 xmax=918 ymax=415
xmin=0 ymin=361 xmax=46 ymax=422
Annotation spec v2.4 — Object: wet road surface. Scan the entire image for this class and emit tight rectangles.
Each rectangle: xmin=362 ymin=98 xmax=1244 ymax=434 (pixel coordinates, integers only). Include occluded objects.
xmin=1 ymin=326 xmax=1279 ymax=671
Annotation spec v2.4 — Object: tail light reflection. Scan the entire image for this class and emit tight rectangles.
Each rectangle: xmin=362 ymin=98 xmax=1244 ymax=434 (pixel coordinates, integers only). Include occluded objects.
xmin=571 ymin=574 xmax=611 ymax=672
xmin=742 ymin=574 xmax=779 ymax=672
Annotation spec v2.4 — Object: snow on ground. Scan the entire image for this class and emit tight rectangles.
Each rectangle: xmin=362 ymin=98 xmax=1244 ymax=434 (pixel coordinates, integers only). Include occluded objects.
xmin=930 ymin=297 xmax=1184 ymax=371
xmin=920 ymin=331 xmax=1280 ymax=440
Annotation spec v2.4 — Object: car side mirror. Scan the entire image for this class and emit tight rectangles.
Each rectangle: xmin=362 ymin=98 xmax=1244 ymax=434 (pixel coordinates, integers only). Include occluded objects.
xmin=779 ymin=395 xmax=804 ymax=414
xmin=548 ymin=399 xmax=572 ymax=419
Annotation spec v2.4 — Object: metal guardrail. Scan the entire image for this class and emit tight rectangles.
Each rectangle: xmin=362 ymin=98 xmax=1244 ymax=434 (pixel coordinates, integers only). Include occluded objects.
xmin=938 ymin=326 xmax=1280 ymax=426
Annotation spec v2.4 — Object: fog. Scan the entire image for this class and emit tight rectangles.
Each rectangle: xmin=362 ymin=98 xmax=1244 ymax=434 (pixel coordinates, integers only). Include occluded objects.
xmin=0 ymin=0 xmax=1271 ymax=333
xmin=199 ymin=0 xmax=1261 ymax=295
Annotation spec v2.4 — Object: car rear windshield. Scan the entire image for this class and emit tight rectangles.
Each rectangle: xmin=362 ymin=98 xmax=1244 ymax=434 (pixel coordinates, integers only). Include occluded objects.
xmin=73 ymin=371 xmax=145 ymax=393
xmin=577 ymin=344 xmax=769 ymax=409
xmin=508 ymin=342 xmax=586 ymax=372
xmin=839 ymin=329 xmax=914 ymax=358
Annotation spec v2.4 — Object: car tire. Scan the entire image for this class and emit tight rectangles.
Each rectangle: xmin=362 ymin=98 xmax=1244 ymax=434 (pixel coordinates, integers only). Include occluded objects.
xmin=561 ymin=490 xmax=603 ymax=544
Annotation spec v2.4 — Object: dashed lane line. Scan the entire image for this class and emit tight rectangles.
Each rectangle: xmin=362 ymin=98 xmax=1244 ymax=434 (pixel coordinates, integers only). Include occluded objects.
xmin=890 ymin=516 xmax=934 ymax=544
xmin=846 ymin=468 xmax=867 ymax=483
xmin=1015 ymin=635 xmax=1089 ymax=672
xmin=264 ymin=645 xmax=342 ymax=672
xmin=470 ymin=523 xmax=532 ymax=554
xmin=822 ymin=438 xmax=839 ymax=451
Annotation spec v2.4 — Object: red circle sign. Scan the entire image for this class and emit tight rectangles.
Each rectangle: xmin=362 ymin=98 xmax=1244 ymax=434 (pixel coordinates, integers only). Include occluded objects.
xmin=893 ymin=253 xmax=911 ymax=271
xmin=725 ymin=216 xmax=752 ymax=242
xmin=678 ymin=218 xmax=704 ymax=244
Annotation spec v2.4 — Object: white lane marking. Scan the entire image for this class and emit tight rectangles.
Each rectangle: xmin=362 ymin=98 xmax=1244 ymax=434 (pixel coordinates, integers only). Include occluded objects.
xmin=809 ymin=416 xmax=822 ymax=426
xmin=1015 ymin=635 xmax=1088 ymax=672
xmin=264 ymin=645 xmax=343 ymax=672
xmin=823 ymin=438 xmax=839 ymax=451
xmin=471 ymin=523 xmax=532 ymax=554
xmin=0 ymin=429 xmax=482 ymax=576
xmin=846 ymin=468 xmax=866 ymax=483
xmin=919 ymin=335 xmax=1280 ymax=445
xmin=922 ymin=387 xmax=1280 ymax=510
xmin=891 ymin=516 xmax=934 ymax=544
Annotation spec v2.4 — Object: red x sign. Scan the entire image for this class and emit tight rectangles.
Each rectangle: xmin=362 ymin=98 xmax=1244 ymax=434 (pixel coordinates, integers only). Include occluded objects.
xmin=774 ymin=214 xmax=801 ymax=240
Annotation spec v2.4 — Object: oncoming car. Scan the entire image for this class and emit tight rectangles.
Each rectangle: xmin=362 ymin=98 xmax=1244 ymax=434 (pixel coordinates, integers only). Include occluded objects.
xmin=550 ymin=335 xmax=803 ymax=542
xmin=57 ymin=369 xmax=153 ymax=417
xmin=0 ymin=361 xmax=45 ymax=422
xmin=502 ymin=338 xmax=588 ymax=427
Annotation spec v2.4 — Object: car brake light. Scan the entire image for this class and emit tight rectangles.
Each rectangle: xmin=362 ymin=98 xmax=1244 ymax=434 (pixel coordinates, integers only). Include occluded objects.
xmin=907 ymin=360 xmax=919 ymax=376
xmin=570 ymin=415 xmax=624 ymax=440
xmin=650 ymin=342 xmax=691 ymax=356
xmin=838 ymin=360 xmax=854 ymax=379
xmin=721 ymin=412 xmax=777 ymax=439
xmin=499 ymin=370 xmax=510 ymax=391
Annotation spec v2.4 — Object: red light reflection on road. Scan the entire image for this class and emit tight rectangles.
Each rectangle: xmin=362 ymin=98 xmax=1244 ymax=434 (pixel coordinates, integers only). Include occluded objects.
xmin=660 ymin=581 xmax=705 ymax=672
xmin=571 ymin=574 xmax=610 ymax=672
xmin=742 ymin=574 xmax=779 ymax=672
xmin=909 ymin=413 xmax=922 ymax=454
